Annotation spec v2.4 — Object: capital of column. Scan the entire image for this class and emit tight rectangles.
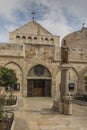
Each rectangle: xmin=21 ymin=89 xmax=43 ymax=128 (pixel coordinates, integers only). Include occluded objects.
xmin=59 ymin=64 xmax=71 ymax=70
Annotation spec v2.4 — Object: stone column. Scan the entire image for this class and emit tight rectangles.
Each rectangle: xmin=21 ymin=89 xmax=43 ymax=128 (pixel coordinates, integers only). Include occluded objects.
xmin=52 ymin=65 xmax=69 ymax=112
xmin=52 ymin=78 xmax=60 ymax=111
xmin=60 ymin=67 xmax=68 ymax=101
xmin=52 ymin=64 xmax=72 ymax=115
xmin=52 ymin=79 xmax=56 ymax=98
xmin=22 ymin=76 xmax=28 ymax=97
xmin=60 ymin=64 xmax=72 ymax=115
xmin=78 ymin=73 xmax=85 ymax=94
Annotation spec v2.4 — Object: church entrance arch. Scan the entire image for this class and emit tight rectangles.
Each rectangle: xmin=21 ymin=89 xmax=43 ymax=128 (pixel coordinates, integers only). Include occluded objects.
xmin=27 ymin=65 xmax=51 ymax=97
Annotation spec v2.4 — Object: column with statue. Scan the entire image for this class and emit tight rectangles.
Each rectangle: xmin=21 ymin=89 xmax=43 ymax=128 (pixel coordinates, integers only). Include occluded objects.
xmin=52 ymin=39 xmax=72 ymax=115
xmin=61 ymin=39 xmax=72 ymax=115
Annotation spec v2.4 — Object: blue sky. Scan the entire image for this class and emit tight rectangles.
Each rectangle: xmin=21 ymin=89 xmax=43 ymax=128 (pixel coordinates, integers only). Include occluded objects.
xmin=0 ymin=0 xmax=87 ymax=42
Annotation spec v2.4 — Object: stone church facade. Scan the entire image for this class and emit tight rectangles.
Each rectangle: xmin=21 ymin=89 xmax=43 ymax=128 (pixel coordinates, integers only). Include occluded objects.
xmin=0 ymin=20 xmax=87 ymax=98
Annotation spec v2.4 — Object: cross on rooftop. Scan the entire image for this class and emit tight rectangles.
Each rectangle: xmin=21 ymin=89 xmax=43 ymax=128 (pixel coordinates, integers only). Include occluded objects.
xmin=32 ymin=11 xmax=36 ymax=20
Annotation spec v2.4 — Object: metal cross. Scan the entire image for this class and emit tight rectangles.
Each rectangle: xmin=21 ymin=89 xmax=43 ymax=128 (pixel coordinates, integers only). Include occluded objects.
xmin=32 ymin=11 xmax=36 ymax=20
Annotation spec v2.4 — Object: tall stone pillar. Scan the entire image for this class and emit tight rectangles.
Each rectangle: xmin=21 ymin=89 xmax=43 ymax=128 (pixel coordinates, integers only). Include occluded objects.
xmin=78 ymin=72 xmax=85 ymax=94
xmin=52 ymin=64 xmax=72 ymax=115
xmin=52 ymin=42 xmax=72 ymax=114
xmin=59 ymin=64 xmax=72 ymax=115
xmin=60 ymin=67 xmax=68 ymax=101
xmin=22 ymin=76 xmax=27 ymax=97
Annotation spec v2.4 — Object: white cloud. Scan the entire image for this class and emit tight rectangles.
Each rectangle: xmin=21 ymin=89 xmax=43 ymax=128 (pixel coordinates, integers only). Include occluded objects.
xmin=0 ymin=32 xmax=9 ymax=42
xmin=0 ymin=0 xmax=87 ymax=42
xmin=62 ymin=0 xmax=87 ymax=24
xmin=0 ymin=0 xmax=29 ymax=17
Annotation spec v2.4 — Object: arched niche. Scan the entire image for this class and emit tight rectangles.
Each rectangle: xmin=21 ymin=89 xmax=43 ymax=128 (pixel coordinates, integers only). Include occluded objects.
xmin=67 ymin=68 xmax=78 ymax=95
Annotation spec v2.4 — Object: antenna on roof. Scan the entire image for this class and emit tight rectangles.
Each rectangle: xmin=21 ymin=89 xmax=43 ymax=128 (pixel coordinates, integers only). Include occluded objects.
xmin=32 ymin=11 xmax=36 ymax=20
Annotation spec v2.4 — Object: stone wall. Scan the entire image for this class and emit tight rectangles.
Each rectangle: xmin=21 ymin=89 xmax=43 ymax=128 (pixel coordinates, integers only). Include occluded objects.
xmin=21 ymin=43 xmax=60 ymax=97
xmin=69 ymin=48 xmax=87 ymax=62
xmin=63 ymin=28 xmax=87 ymax=49
xmin=0 ymin=20 xmax=87 ymax=97
xmin=62 ymin=28 xmax=87 ymax=95
xmin=0 ymin=43 xmax=24 ymax=57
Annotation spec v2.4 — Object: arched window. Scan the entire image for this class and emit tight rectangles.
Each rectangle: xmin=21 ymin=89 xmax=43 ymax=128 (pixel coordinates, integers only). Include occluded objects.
xmin=50 ymin=38 xmax=54 ymax=41
xmin=28 ymin=36 xmax=32 ymax=39
xmin=45 ymin=38 xmax=49 ymax=41
xmin=22 ymin=36 xmax=26 ymax=39
xmin=34 ymin=37 xmax=37 ymax=40
xmin=16 ymin=35 xmax=20 ymax=39
xmin=28 ymin=64 xmax=51 ymax=77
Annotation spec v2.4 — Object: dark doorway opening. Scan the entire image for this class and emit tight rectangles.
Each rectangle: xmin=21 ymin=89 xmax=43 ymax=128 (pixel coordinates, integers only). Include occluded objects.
xmin=27 ymin=79 xmax=51 ymax=97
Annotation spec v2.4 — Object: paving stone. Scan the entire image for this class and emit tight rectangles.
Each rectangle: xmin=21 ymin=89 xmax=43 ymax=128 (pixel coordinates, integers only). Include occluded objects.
xmin=13 ymin=97 xmax=87 ymax=130
xmin=27 ymin=122 xmax=40 ymax=130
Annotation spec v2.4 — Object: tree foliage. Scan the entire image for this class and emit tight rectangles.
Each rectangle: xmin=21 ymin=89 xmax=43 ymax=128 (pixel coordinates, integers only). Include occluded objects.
xmin=84 ymin=76 xmax=87 ymax=82
xmin=0 ymin=94 xmax=6 ymax=118
xmin=0 ymin=66 xmax=18 ymax=89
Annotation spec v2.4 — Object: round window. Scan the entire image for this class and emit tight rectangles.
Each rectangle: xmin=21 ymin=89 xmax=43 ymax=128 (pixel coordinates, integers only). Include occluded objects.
xmin=34 ymin=65 xmax=45 ymax=76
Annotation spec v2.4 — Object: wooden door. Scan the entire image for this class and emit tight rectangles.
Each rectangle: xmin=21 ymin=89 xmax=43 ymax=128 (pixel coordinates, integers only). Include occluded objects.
xmin=27 ymin=80 xmax=33 ymax=97
xmin=33 ymin=80 xmax=45 ymax=96
xmin=28 ymin=79 xmax=51 ymax=97
xmin=45 ymin=80 xmax=51 ymax=97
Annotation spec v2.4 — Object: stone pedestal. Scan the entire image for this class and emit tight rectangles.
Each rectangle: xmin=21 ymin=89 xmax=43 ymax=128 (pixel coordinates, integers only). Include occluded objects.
xmin=52 ymin=99 xmax=59 ymax=112
xmin=59 ymin=100 xmax=64 ymax=114
xmin=63 ymin=95 xmax=72 ymax=115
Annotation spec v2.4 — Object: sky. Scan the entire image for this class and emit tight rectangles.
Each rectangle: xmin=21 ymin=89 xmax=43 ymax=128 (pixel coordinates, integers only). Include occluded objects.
xmin=0 ymin=0 xmax=87 ymax=42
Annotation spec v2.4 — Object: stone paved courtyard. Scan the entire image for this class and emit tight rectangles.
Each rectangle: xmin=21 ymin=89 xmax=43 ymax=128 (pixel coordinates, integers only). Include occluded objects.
xmin=13 ymin=97 xmax=87 ymax=130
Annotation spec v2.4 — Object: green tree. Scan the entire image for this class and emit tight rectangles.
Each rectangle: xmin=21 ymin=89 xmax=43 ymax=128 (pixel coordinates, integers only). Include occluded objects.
xmin=0 ymin=66 xmax=18 ymax=90
xmin=0 ymin=94 xmax=6 ymax=118
xmin=84 ymin=76 xmax=87 ymax=82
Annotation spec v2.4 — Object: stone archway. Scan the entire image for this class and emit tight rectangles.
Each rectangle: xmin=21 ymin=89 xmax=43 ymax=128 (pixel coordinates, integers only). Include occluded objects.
xmin=27 ymin=64 xmax=51 ymax=97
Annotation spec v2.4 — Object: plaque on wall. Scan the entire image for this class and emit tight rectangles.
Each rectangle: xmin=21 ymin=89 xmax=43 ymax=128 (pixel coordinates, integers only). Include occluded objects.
xmin=68 ymin=83 xmax=74 ymax=91
xmin=14 ymin=83 xmax=20 ymax=90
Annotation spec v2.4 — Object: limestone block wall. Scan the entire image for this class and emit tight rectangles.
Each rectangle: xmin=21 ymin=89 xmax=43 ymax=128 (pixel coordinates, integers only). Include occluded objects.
xmin=62 ymin=28 xmax=87 ymax=95
xmin=65 ymin=63 xmax=87 ymax=95
xmin=0 ymin=43 xmax=24 ymax=57
xmin=9 ymin=32 xmax=60 ymax=46
xmin=69 ymin=48 xmax=87 ymax=62
xmin=63 ymin=28 xmax=87 ymax=49
xmin=22 ymin=62 xmax=60 ymax=98
xmin=9 ymin=20 xmax=60 ymax=46
xmin=21 ymin=43 xmax=60 ymax=97
xmin=0 ymin=41 xmax=61 ymax=97
xmin=24 ymin=43 xmax=55 ymax=63
xmin=0 ymin=56 xmax=24 ymax=96
xmin=54 ymin=46 xmax=61 ymax=61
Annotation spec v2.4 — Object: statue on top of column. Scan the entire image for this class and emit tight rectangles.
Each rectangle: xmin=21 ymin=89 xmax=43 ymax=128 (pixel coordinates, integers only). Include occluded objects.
xmin=61 ymin=39 xmax=69 ymax=64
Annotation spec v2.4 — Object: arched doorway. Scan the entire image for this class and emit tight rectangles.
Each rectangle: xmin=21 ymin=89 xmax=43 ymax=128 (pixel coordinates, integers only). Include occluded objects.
xmin=27 ymin=65 xmax=51 ymax=97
